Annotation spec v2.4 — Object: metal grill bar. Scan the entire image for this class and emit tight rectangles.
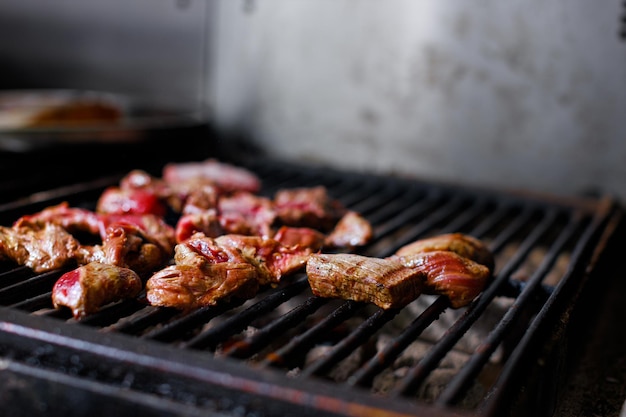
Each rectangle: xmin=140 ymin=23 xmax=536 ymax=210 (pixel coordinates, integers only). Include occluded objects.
xmin=437 ymin=211 xmax=584 ymax=405
xmin=182 ymin=276 xmax=310 ymax=350
xmin=391 ymin=208 xmax=560 ymax=397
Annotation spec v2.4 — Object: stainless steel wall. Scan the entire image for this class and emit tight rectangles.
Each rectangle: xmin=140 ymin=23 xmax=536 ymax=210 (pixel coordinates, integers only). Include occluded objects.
xmin=210 ymin=0 xmax=626 ymax=201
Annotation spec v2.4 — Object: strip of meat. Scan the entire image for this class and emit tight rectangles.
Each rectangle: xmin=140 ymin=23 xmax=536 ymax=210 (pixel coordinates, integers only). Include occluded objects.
xmin=146 ymin=232 xmax=314 ymax=309
xmin=81 ymin=223 xmax=172 ymax=278
xmin=394 ymin=233 xmax=494 ymax=271
xmin=162 ymin=158 xmax=261 ymax=194
xmin=15 ymin=202 xmax=101 ymax=236
xmin=217 ymin=192 xmax=276 ymax=238
xmin=0 ymin=223 xmax=81 ymax=273
xmin=214 ymin=234 xmax=314 ymax=283
xmin=391 ymin=251 xmax=491 ymax=308
xmin=324 ymin=211 xmax=373 ymax=248
xmin=273 ymin=226 xmax=326 ymax=252
xmin=306 ymin=253 xmax=424 ymax=310
xmin=274 ymin=186 xmax=346 ymax=231
xmin=52 ymin=262 xmax=142 ymax=319
xmin=145 ymin=235 xmax=260 ymax=309
xmin=307 ymin=249 xmax=492 ymax=309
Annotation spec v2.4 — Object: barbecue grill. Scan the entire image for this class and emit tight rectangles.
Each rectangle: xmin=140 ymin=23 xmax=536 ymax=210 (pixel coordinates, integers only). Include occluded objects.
xmin=0 ymin=148 xmax=623 ymax=417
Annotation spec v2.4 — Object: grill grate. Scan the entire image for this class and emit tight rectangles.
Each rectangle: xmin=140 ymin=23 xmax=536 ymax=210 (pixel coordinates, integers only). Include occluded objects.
xmin=0 ymin=156 xmax=622 ymax=417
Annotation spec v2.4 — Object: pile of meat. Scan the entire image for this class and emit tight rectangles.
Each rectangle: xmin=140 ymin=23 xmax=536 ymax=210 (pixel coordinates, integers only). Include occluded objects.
xmin=0 ymin=158 xmax=495 ymax=319
xmin=0 ymin=159 xmax=373 ymax=318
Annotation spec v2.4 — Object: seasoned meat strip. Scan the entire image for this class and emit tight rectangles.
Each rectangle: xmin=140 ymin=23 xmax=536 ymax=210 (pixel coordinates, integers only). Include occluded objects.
xmin=146 ymin=232 xmax=315 ymax=310
xmin=162 ymin=158 xmax=261 ymax=194
xmin=146 ymin=236 xmax=260 ymax=310
xmin=324 ymin=211 xmax=373 ymax=248
xmin=52 ymin=262 xmax=142 ymax=319
xmin=306 ymin=253 xmax=424 ymax=310
xmin=0 ymin=223 xmax=81 ymax=273
xmin=274 ymin=186 xmax=346 ymax=231
xmin=395 ymin=233 xmax=494 ymax=271
xmin=392 ymin=250 xmax=491 ymax=308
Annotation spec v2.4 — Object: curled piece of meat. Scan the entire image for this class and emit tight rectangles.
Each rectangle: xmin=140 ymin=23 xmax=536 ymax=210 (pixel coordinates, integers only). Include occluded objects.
xmin=306 ymin=253 xmax=424 ymax=310
xmin=392 ymin=250 xmax=491 ymax=308
xmin=146 ymin=232 xmax=315 ymax=310
xmin=395 ymin=233 xmax=494 ymax=271
xmin=274 ymin=186 xmax=346 ymax=231
xmin=324 ymin=211 xmax=373 ymax=248
xmin=52 ymin=262 xmax=142 ymax=319
xmin=146 ymin=235 xmax=261 ymax=310
xmin=162 ymin=158 xmax=262 ymax=194
xmin=81 ymin=222 xmax=173 ymax=278
xmin=0 ymin=222 xmax=81 ymax=273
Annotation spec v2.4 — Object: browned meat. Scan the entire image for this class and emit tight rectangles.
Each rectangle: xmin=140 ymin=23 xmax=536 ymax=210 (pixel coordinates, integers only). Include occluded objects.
xmin=306 ymin=253 xmax=424 ymax=310
xmin=146 ymin=232 xmax=314 ymax=309
xmin=52 ymin=262 xmax=142 ymax=319
xmin=307 ymin=248 xmax=492 ymax=310
xmin=82 ymin=223 xmax=172 ymax=278
xmin=325 ymin=211 xmax=373 ymax=248
xmin=145 ymin=234 xmax=261 ymax=309
xmin=273 ymin=226 xmax=326 ymax=252
xmin=274 ymin=186 xmax=346 ymax=231
xmin=175 ymin=209 xmax=223 ymax=243
xmin=98 ymin=213 xmax=176 ymax=258
xmin=392 ymin=251 xmax=491 ymax=308
xmin=162 ymin=158 xmax=261 ymax=194
xmin=394 ymin=233 xmax=494 ymax=271
xmin=0 ymin=223 xmax=81 ymax=273
xmin=175 ymin=192 xmax=276 ymax=243
xmin=217 ymin=192 xmax=276 ymax=238
xmin=214 ymin=234 xmax=313 ymax=283
xmin=15 ymin=202 xmax=101 ymax=236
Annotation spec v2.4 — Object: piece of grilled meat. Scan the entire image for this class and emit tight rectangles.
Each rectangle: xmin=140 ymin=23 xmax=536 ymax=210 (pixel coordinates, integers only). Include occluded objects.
xmin=146 ymin=232 xmax=315 ymax=310
xmin=307 ymin=233 xmax=494 ymax=309
xmin=52 ymin=262 xmax=142 ymax=319
xmin=394 ymin=233 xmax=494 ymax=271
xmin=306 ymin=253 xmax=425 ymax=310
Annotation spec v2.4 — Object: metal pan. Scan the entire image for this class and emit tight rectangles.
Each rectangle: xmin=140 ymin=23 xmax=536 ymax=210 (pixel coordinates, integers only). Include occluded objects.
xmin=0 ymin=89 xmax=207 ymax=152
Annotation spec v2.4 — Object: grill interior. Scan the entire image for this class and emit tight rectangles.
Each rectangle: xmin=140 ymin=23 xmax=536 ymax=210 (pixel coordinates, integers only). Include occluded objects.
xmin=0 ymin=156 xmax=623 ymax=417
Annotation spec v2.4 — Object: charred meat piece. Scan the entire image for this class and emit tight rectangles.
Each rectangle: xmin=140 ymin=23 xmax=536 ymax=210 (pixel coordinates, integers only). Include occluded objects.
xmin=146 ymin=232 xmax=314 ymax=309
xmin=162 ymin=158 xmax=261 ymax=194
xmin=0 ymin=222 xmax=81 ymax=273
xmin=325 ymin=211 xmax=373 ymax=248
xmin=306 ymin=253 xmax=424 ymax=310
xmin=174 ymin=192 xmax=276 ymax=243
xmin=146 ymin=234 xmax=261 ymax=309
xmin=394 ymin=233 xmax=494 ymax=271
xmin=81 ymin=222 xmax=173 ymax=278
xmin=175 ymin=209 xmax=223 ymax=243
xmin=15 ymin=202 xmax=102 ymax=236
xmin=392 ymin=250 xmax=491 ymax=308
xmin=274 ymin=186 xmax=346 ymax=231
xmin=98 ymin=213 xmax=176 ymax=258
xmin=214 ymin=234 xmax=314 ymax=283
xmin=307 ymin=249 xmax=492 ymax=309
xmin=217 ymin=192 xmax=276 ymax=238
xmin=273 ymin=226 xmax=326 ymax=252
xmin=52 ymin=262 xmax=142 ymax=319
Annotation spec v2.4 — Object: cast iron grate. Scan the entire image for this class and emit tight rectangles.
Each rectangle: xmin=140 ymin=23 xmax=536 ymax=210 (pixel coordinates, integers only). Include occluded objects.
xmin=0 ymin=156 xmax=622 ymax=417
